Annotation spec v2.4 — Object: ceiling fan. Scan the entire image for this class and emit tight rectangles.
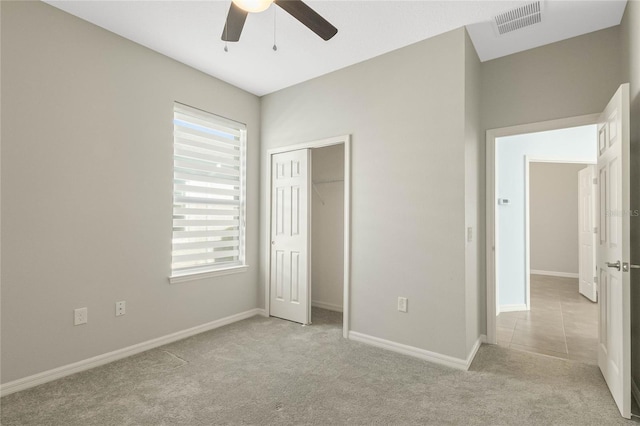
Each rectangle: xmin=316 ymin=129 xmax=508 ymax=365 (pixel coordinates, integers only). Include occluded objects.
xmin=222 ymin=0 xmax=338 ymax=42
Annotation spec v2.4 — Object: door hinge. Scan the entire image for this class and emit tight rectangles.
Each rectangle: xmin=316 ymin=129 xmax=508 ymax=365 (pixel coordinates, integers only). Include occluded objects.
xmin=593 ymin=178 xmax=598 ymax=185
xmin=594 ymin=226 xmax=598 ymax=234
xmin=594 ymin=276 xmax=598 ymax=284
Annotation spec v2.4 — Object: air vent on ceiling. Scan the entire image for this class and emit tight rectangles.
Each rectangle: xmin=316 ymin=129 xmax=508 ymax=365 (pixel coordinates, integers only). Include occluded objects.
xmin=494 ymin=1 xmax=542 ymax=35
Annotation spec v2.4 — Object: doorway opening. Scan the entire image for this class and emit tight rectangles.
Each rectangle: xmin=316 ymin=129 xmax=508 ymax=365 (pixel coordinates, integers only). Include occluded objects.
xmin=486 ymin=84 xmax=632 ymax=419
xmin=264 ymin=135 xmax=351 ymax=338
xmin=310 ymin=144 xmax=345 ymax=322
xmin=490 ymin=124 xmax=598 ymax=362
xmin=499 ymin=159 xmax=599 ymax=363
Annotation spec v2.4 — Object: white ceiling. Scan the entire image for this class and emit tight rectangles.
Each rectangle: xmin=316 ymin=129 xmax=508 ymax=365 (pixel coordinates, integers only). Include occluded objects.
xmin=45 ymin=0 xmax=627 ymax=96
xmin=467 ymin=0 xmax=627 ymax=61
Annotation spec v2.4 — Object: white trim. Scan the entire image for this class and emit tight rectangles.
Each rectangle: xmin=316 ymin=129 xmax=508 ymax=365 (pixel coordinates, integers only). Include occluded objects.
xmin=0 ymin=308 xmax=266 ymax=397
xmin=266 ymin=135 xmax=349 ymax=155
xmin=487 ymin=133 xmax=497 ymax=343
xmin=264 ymin=135 xmax=351 ymax=339
xmin=632 ymin=377 xmax=640 ymax=411
xmin=486 ymin=113 xmax=600 ymax=345
xmin=499 ymin=304 xmax=528 ymax=312
xmin=466 ymin=335 xmax=487 ymax=370
xmin=348 ymin=332 xmax=486 ymax=371
xmin=525 ymin=158 xmax=531 ymax=311
xmin=343 ymin=137 xmax=351 ymax=339
xmin=311 ymin=300 xmax=343 ymax=313
xmin=169 ymin=265 xmax=249 ymax=284
xmin=530 ymin=270 xmax=579 ymax=278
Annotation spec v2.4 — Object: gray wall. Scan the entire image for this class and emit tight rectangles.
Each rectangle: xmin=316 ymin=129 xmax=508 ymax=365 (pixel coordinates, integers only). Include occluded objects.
xmin=261 ymin=28 xmax=473 ymax=360
xmin=1 ymin=1 xmax=261 ymax=383
xmin=529 ymin=163 xmax=589 ymax=275
xmin=1 ymin=0 xmax=634 ymax=385
xmin=482 ymin=26 xmax=622 ymax=131
xmin=464 ymin=31 xmax=483 ymax=353
xmin=620 ymin=0 xmax=640 ymax=397
xmin=311 ymin=144 xmax=344 ymax=311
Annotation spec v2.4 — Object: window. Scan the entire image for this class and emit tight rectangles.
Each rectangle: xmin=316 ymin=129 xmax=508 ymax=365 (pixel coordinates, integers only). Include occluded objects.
xmin=171 ymin=103 xmax=247 ymax=281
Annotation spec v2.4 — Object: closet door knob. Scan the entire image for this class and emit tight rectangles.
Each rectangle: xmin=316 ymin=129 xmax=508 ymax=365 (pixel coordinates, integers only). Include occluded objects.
xmin=606 ymin=261 xmax=621 ymax=271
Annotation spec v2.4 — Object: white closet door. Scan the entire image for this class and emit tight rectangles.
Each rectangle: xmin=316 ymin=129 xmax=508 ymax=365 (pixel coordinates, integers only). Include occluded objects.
xmin=270 ymin=149 xmax=311 ymax=325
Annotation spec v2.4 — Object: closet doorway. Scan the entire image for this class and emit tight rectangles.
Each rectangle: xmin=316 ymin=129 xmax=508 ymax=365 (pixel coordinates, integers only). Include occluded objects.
xmin=310 ymin=144 xmax=345 ymax=317
xmin=265 ymin=135 xmax=351 ymax=337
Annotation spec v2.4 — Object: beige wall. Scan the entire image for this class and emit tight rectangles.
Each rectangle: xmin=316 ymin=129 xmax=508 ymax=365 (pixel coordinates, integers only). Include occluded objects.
xmin=311 ymin=144 xmax=344 ymax=311
xmin=262 ymin=28 xmax=473 ymax=360
xmin=620 ymin=0 xmax=640 ymax=396
xmin=529 ymin=163 xmax=589 ymax=275
xmin=1 ymin=1 xmax=261 ymax=383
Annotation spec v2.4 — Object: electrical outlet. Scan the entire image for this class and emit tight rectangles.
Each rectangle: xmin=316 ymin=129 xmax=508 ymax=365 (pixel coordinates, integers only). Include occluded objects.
xmin=115 ymin=301 xmax=126 ymax=317
xmin=398 ymin=297 xmax=408 ymax=313
xmin=74 ymin=307 xmax=88 ymax=325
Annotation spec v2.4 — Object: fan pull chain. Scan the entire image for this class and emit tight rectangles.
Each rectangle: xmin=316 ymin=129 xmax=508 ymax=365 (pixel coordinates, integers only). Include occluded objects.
xmin=224 ymin=19 xmax=229 ymax=52
xmin=272 ymin=6 xmax=278 ymax=51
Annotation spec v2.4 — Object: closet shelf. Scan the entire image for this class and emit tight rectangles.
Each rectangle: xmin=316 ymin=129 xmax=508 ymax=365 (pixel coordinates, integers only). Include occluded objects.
xmin=312 ymin=179 xmax=344 ymax=185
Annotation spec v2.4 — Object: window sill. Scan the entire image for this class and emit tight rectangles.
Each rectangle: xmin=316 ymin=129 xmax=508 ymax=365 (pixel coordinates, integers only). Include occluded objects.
xmin=169 ymin=265 xmax=249 ymax=284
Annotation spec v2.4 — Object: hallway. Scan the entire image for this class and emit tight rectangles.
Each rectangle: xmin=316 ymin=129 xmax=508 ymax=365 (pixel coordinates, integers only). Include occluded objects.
xmin=497 ymin=274 xmax=598 ymax=364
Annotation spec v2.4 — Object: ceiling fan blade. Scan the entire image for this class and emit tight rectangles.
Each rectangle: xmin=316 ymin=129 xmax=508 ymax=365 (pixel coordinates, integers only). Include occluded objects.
xmin=275 ymin=0 xmax=338 ymax=41
xmin=222 ymin=2 xmax=248 ymax=42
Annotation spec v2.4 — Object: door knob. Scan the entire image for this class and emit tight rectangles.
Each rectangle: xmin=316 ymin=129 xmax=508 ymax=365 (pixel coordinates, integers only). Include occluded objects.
xmin=622 ymin=262 xmax=640 ymax=272
xmin=606 ymin=261 xmax=621 ymax=271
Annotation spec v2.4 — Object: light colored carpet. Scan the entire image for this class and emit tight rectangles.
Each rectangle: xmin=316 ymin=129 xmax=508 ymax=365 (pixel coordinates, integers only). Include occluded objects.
xmin=1 ymin=308 xmax=634 ymax=425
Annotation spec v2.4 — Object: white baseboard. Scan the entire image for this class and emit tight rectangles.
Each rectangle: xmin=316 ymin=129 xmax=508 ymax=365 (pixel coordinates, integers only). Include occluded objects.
xmin=466 ymin=335 xmax=487 ymax=370
xmin=0 ymin=308 xmax=266 ymax=397
xmin=499 ymin=304 xmax=528 ymax=313
xmin=348 ymin=331 xmax=485 ymax=371
xmin=632 ymin=378 xmax=640 ymax=410
xmin=312 ymin=300 xmax=343 ymax=313
xmin=531 ymin=270 xmax=579 ymax=279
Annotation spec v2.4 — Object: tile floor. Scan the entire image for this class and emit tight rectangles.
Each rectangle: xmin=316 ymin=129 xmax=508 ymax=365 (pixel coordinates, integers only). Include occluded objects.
xmin=497 ymin=274 xmax=598 ymax=364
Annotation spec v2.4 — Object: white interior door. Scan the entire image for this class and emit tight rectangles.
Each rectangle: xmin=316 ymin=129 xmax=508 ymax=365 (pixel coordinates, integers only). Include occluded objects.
xmin=578 ymin=165 xmax=597 ymax=302
xmin=596 ymin=84 xmax=631 ymax=419
xmin=270 ymin=149 xmax=311 ymax=325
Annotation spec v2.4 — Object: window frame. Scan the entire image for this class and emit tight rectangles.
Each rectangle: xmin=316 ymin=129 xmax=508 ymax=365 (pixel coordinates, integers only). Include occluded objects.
xmin=169 ymin=102 xmax=248 ymax=283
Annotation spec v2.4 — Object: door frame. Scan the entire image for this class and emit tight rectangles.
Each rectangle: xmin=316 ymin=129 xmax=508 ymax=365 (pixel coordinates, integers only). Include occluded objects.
xmin=524 ymin=157 xmax=596 ymax=311
xmin=264 ymin=135 xmax=351 ymax=337
xmin=485 ymin=114 xmax=599 ymax=344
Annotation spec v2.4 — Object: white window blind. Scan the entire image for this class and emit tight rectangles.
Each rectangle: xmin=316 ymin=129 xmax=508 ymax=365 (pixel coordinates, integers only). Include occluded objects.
xmin=171 ymin=103 xmax=247 ymax=278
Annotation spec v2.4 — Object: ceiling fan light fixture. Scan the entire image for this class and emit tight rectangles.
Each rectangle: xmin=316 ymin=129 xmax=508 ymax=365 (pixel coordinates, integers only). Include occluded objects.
xmin=232 ymin=0 xmax=273 ymax=13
